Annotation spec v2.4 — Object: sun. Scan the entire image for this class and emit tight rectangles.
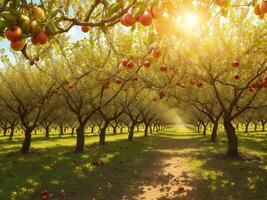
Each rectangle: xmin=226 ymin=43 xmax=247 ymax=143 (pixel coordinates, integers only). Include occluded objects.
xmin=184 ymin=13 xmax=199 ymax=28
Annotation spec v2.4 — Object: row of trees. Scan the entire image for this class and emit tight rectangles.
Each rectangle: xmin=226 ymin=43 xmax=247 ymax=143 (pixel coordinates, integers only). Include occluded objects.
xmin=0 ymin=0 xmax=266 ymax=158
xmin=0 ymin=30 xmax=178 ymax=154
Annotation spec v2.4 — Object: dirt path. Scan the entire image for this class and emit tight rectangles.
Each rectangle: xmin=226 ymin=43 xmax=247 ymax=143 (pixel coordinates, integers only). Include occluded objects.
xmin=122 ymin=135 xmax=199 ymax=200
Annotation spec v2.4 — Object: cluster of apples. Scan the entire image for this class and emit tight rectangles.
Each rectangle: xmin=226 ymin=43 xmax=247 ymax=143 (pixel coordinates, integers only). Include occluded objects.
xmin=121 ymin=47 xmax=161 ymax=70
xmin=4 ymin=6 xmax=49 ymax=52
xmin=249 ymin=77 xmax=267 ymax=92
xmin=121 ymin=58 xmax=135 ymax=69
xmin=158 ymin=90 xmax=166 ymax=99
xmin=231 ymin=60 xmax=241 ymax=80
xmin=121 ymin=9 xmax=154 ymax=27
xmin=254 ymin=1 xmax=267 ymax=19
xmin=41 ymin=190 xmax=48 ymax=200
xmin=188 ymin=79 xmax=203 ymax=88
xmin=176 ymin=81 xmax=185 ymax=88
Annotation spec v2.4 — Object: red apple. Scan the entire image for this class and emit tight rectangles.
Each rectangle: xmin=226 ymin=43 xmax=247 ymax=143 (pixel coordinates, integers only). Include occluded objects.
xmin=81 ymin=25 xmax=90 ymax=33
xmin=36 ymin=31 xmax=49 ymax=45
xmin=68 ymin=84 xmax=75 ymax=90
xmin=160 ymin=65 xmax=167 ymax=72
xmin=152 ymin=48 xmax=161 ymax=59
xmin=189 ymin=79 xmax=196 ymax=85
xmin=234 ymin=74 xmax=240 ymax=80
xmin=115 ymin=79 xmax=122 ymax=84
xmin=139 ymin=10 xmax=153 ymax=26
xmin=231 ymin=60 xmax=240 ymax=68
xmin=178 ymin=186 xmax=185 ymax=192
xmin=121 ymin=59 xmax=129 ymax=67
xmin=254 ymin=3 xmax=263 ymax=15
xmin=31 ymin=36 xmax=39 ymax=45
xmin=132 ymin=77 xmax=138 ymax=81
xmin=122 ymin=13 xmax=136 ymax=27
xmin=127 ymin=60 xmax=134 ymax=69
xmin=197 ymin=82 xmax=203 ymax=88
xmin=10 ymin=39 xmax=25 ymax=51
xmin=29 ymin=60 xmax=35 ymax=65
xmin=260 ymin=1 xmax=267 ymax=14
xmin=143 ymin=60 xmax=151 ymax=68
xmin=5 ymin=26 xmax=23 ymax=42
xmin=215 ymin=0 xmax=228 ymax=7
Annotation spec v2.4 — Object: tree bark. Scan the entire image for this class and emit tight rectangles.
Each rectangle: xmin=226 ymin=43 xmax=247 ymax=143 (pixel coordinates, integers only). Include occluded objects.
xmin=113 ymin=125 xmax=117 ymax=135
xmin=3 ymin=127 xmax=7 ymax=136
xmin=253 ymin=123 xmax=258 ymax=132
xmin=245 ymin=122 xmax=250 ymax=133
xmin=45 ymin=126 xmax=50 ymax=139
xmin=59 ymin=126 xmax=64 ymax=137
xmin=144 ymin=124 xmax=149 ymax=137
xmin=197 ymin=124 xmax=200 ymax=133
xmin=20 ymin=127 xmax=34 ymax=154
xmin=128 ymin=123 xmax=136 ymax=141
xmin=261 ymin=121 xmax=266 ymax=132
xmin=75 ymin=125 xmax=85 ymax=152
xmin=210 ymin=121 xmax=218 ymax=142
xmin=71 ymin=127 xmax=75 ymax=136
xmin=99 ymin=122 xmax=109 ymax=145
xmin=224 ymin=118 xmax=239 ymax=157
xmin=202 ymin=124 xmax=207 ymax=136
xmin=9 ymin=125 xmax=15 ymax=141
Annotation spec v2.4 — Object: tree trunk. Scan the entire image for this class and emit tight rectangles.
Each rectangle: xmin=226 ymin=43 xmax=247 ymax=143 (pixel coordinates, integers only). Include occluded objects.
xmin=245 ymin=122 xmax=250 ymax=133
xmin=45 ymin=126 xmax=50 ymax=139
xmin=59 ymin=126 xmax=64 ymax=137
xmin=20 ymin=127 xmax=34 ymax=154
xmin=71 ymin=127 xmax=75 ymax=136
xmin=113 ymin=125 xmax=117 ymax=135
xmin=224 ymin=118 xmax=239 ymax=157
xmin=262 ymin=122 xmax=266 ymax=132
xmin=99 ymin=122 xmax=109 ymax=145
xmin=3 ymin=127 xmax=7 ymax=136
xmin=254 ymin=123 xmax=258 ymax=132
xmin=128 ymin=123 xmax=135 ymax=141
xmin=91 ymin=126 xmax=94 ymax=133
xmin=144 ymin=124 xmax=149 ymax=137
xmin=120 ymin=127 xmax=123 ymax=133
xmin=210 ymin=121 xmax=218 ymax=142
xmin=137 ymin=126 xmax=139 ymax=132
xmin=75 ymin=125 xmax=85 ymax=153
xmin=202 ymin=124 xmax=207 ymax=136
xmin=9 ymin=125 xmax=15 ymax=141
xmin=197 ymin=124 xmax=200 ymax=133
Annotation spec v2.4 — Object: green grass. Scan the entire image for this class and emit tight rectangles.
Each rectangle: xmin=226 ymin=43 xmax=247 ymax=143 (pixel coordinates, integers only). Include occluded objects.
xmin=0 ymin=128 xmax=267 ymax=200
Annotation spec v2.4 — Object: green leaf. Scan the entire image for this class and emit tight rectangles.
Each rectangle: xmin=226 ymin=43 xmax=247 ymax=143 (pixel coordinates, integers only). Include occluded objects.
xmin=0 ymin=12 xmax=18 ymax=22
xmin=45 ymin=21 xmax=57 ymax=34
xmin=10 ymin=0 xmax=21 ymax=9
xmin=107 ymin=2 xmax=122 ymax=18
xmin=50 ymin=9 xmax=64 ymax=19
xmin=0 ymin=20 xmax=7 ymax=38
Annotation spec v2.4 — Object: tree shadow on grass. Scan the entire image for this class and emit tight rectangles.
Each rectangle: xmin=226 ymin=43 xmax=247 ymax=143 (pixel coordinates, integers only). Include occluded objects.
xmin=174 ymin=140 xmax=267 ymax=200
xmin=0 ymin=135 xmax=202 ymax=200
xmin=1 ymin=134 xmax=267 ymax=200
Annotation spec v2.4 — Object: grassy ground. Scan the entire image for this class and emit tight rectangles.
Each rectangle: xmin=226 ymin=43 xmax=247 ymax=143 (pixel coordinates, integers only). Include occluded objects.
xmin=0 ymin=128 xmax=267 ymax=200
